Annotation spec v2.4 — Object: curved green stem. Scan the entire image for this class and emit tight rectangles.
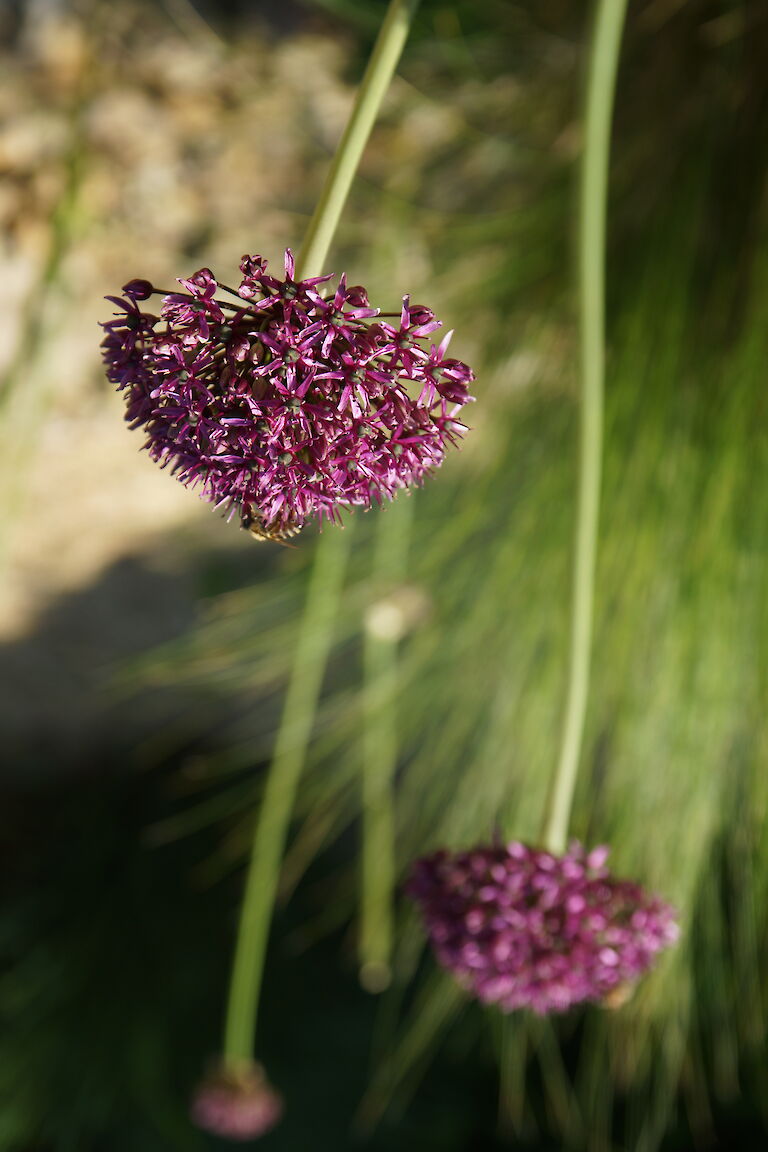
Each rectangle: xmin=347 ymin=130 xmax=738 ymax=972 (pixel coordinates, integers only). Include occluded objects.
xmin=297 ymin=0 xmax=422 ymax=279
xmin=222 ymin=0 xmax=422 ymax=1066
xmin=541 ymin=0 xmax=628 ymax=855
xmin=224 ymin=527 xmax=351 ymax=1061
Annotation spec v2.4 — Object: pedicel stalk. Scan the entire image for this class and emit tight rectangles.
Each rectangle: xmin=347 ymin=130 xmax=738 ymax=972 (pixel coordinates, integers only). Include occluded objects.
xmin=408 ymin=0 xmax=679 ymax=1016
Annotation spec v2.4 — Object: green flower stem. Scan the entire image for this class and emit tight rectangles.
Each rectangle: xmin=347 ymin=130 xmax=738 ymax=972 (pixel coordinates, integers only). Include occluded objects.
xmin=297 ymin=0 xmax=422 ymax=280
xmin=222 ymin=0 xmax=422 ymax=1066
xmin=541 ymin=0 xmax=628 ymax=855
xmin=360 ymin=497 xmax=414 ymax=992
xmin=223 ymin=527 xmax=351 ymax=1062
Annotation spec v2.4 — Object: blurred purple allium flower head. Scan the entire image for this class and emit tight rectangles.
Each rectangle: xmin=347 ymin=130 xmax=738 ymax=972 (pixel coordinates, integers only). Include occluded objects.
xmin=407 ymin=841 xmax=679 ymax=1015
xmin=101 ymin=250 xmax=474 ymax=538
xmin=191 ymin=1062 xmax=282 ymax=1141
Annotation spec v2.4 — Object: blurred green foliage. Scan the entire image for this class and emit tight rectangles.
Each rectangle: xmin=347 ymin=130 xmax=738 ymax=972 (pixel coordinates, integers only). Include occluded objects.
xmin=3 ymin=0 xmax=768 ymax=1149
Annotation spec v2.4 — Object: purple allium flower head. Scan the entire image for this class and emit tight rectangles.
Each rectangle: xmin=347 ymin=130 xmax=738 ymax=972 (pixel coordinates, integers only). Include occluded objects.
xmin=407 ymin=841 xmax=679 ymax=1015
xmin=191 ymin=1062 xmax=282 ymax=1141
xmin=101 ymin=251 xmax=474 ymax=538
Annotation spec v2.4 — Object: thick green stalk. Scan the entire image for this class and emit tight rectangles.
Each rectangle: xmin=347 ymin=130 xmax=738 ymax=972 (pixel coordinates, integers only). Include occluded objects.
xmin=222 ymin=0 xmax=422 ymax=1065
xmin=541 ymin=0 xmax=628 ymax=855
xmin=360 ymin=497 xmax=413 ymax=991
xmin=224 ymin=526 xmax=350 ymax=1061
xmin=297 ymin=0 xmax=422 ymax=280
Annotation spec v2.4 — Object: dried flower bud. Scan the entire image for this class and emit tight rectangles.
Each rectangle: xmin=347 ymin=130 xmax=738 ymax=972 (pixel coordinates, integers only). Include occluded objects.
xmin=364 ymin=583 xmax=431 ymax=641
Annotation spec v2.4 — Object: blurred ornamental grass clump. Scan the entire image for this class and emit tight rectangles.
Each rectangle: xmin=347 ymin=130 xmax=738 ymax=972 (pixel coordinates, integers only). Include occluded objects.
xmin=2 ymin=0 xmax=768 ymax=1150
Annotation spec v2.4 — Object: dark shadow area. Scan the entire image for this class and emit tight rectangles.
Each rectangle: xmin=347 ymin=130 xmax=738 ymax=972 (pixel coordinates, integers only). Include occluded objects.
xmin=0 ymin=536 xmax=297 ymax=781
xmin=0 ymin=553 xmax=198 ymax=778
xmin=0 ymin=553 xmax=766 ymax=1150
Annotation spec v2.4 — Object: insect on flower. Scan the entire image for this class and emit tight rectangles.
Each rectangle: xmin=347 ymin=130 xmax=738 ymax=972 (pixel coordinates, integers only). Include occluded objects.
xmin=240 ymin=506 xmax=303 ymax=544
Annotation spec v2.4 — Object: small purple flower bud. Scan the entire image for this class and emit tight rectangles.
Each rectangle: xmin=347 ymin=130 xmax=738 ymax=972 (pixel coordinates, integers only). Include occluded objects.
xmin=191 ymin=1061 xmax=282 ymax=1142
xmin=406 ymin=303 xmax=437 ymax=330
xmin=122 ymin=278 xmax=154 ymax=301
xmin=345 ymin=284 xmax=370 ymax=307
xmin=240 ymin=254 xmax=269 ymax=280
